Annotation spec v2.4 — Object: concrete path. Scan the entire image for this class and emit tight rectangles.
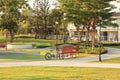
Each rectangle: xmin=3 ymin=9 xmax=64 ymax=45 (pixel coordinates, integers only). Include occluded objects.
xmin=64 ymin=47 xmax=120 ymax=63
xmin=0 ymin=61 xmax=120 ymax=68
xmin=0 ymin=47 xmax=120 ymax=68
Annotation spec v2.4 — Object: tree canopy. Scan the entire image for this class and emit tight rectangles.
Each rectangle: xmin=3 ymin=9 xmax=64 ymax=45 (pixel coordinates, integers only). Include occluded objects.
xmin=58 ymin=0 xmax=117 ymax=48
xmin=0 ymin=0 xmax=29 ymax=42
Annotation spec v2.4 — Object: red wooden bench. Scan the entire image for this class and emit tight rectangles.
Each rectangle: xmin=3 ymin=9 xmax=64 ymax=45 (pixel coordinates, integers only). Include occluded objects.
xmin=0 ymin=42 xmax=7 ymax=50
xmin=62 ymin=45 xmax=79 ymax=58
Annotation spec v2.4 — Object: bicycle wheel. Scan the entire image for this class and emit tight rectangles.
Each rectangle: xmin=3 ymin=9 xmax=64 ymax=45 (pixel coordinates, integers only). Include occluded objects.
xmin=58 ymin=53 xmax=64 ymax=60
xmin=45 ymin=52 xmax=52 ymax=60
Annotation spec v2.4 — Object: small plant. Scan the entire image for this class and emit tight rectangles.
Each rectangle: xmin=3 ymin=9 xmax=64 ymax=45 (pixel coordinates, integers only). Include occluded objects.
xmin=33 ymin=43 xmax=51 ymax=48
xmin=79 ymin=46 xmax=107 ymax=54
xmin=15 ymin=35 xmax=34 ymax=38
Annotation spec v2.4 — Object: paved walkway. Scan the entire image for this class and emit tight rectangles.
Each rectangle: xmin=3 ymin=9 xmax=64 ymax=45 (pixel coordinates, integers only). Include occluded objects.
xmin=0 ymin=47 xmax=120 ymax=68
xmin=0 ymin=61 xmax=120 ymax=68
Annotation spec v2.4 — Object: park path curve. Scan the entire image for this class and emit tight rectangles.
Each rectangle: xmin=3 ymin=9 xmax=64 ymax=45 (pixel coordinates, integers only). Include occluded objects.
xmin=0 ymin=47 xmax=120 ymax=68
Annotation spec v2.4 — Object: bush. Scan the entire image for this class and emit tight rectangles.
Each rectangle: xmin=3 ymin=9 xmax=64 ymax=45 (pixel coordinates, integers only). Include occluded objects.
xmin=33 ymin=43 xmax=51 ymax=48
xmin=35 ymin=45 xmax=51 ymax=48
xmin=15 ymin=35 xmax=34 ymax=38
xmin=103 ymin=42 xmax=120 ymax=46
xmin=79 ymin=46 xmax=107 ymax=54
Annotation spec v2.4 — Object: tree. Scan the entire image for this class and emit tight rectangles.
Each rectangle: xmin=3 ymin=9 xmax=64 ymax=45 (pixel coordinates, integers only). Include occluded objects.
xmin=85 ymin=0 xmax=117 ymax=49
xmin=33 ymin=0 xmax=51 ymax=39
xmin=59 ymin=0 xmax=117 ymax=49
xmin=0 ymin=0 xmax=29 ymax=42
xmin=59 ymin=0 xmax=81 ymax=41
xmin=18 ymin=6 xmax=32 ymax=34
xmin=49 ymin=9 xmax=64 ymax=39
xmin=59 ymin=0 xmax=92 ymax=44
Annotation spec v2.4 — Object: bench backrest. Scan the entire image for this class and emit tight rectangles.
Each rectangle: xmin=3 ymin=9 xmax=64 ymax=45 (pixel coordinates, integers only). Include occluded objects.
xmin=62 ymin=46 xmax=76 ymax=54
xmin=75 ymin=45 xmax=79 ymax=52
xmin=0 ymin=42 xmax=7 ymax=47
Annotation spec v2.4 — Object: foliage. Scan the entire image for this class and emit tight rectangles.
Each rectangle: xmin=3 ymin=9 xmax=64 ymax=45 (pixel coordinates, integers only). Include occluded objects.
xmin=49 ymin=9 xmax=64 ymax=35
xmin=15 ymin=35 xmax=34 ymax=38
xmin=79 ymin=46 xmax=107 ymax=54
xmin=33 ymin=0 xmax=51 ymax=39
xmin=108 ymin=46 xmax=120 ymax=48
xmin=18 ymin=8 xmax=32 ymax=34
xmin=0 ymin=0 xmax=29 ymax=42
xmin=103 ymin=42 xmax=120 ymax=46
xmin=58 ymin=0 xmax=118 ymax=49
xmin=33 ymin=43 xmax=51 ymax=48
xmin=11 ymin=38 xmax=55 ymax=43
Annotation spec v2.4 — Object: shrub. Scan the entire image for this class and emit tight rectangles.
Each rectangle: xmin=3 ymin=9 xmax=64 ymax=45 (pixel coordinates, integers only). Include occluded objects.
xmin=103 ymin=42 xmax=120 ymax=46
xmin=35 ymin=45 xmax=51 ymax=48
xmin=33 ymin=43 xmax=51 ymax=48
xmin=79 ymin=46 xmax=107 ymax=54
xmin=15 ymin=35 xmax=34 ymax=38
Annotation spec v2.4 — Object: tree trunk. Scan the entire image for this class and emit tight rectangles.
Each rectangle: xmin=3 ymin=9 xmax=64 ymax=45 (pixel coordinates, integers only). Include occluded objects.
xmin=34 ymin=27 xmax=39 ymax=39
xmin=76 ymin=26 xmax=80 ymax=42
xmin=43 ymin=13 xmax=48 ymax=39
xmin=9 ymin=29 xmax=14 ymax=43
xmin=44 ymin=26 xmax=47 ymax=39
xmin=79 ymin=25 xmax=85 ymax=42
xmin=86 ymin=26 xmax=90 ymax=46
xmin=6 ymin=31 xmax=9 ymax=40
xmin=91 ymin=29 xmax=95 ymax=49
xmin=74 ymin=23 xmax=80 ymax=42
xmin=91 ymin=19 xmax=96 ymax=49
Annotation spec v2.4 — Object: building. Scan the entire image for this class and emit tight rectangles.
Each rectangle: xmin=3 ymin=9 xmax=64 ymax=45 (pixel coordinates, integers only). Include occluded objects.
xmin=67 ymin=12 xmax=120 ymax=42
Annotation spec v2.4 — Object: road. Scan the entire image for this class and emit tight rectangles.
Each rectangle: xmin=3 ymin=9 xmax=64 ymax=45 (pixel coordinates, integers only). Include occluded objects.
xmin=0 ymin=47 xmax=120 ymax=68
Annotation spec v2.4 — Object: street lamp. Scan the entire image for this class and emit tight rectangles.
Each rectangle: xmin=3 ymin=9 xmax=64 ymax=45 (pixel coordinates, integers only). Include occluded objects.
xmin=99 ymin=17 xmax=102 ymax=62
xmin=99 ymin=26 xmax=102 ymax=62
xmin=117 ymin=26 xmax=119 ymax=43
xmin=55 ymin=21 xmax=59 ymax=49
xmin=63 ymin=13 xmax=67 ymax=43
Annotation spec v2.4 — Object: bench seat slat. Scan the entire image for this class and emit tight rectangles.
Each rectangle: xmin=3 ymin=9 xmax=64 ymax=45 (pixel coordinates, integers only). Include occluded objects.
xmin=61 ymin=46 xmax=79 ymax=57
xmin=0 ymin=42 xmax=7 ymax=50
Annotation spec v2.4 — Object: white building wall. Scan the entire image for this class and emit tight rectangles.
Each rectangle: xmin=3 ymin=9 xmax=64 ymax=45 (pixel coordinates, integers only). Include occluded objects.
xmin=116 ymin=18 xmax=120 ymax=42
xmin=118 ymin=31 xmax=120 ymax=42
xmin=67 ymin=23 xmax=76 ymax=38
xmin=112 ymin=15 xmax=120 ymax=42
xmin=67 ymin=15 xmax=120 ymax=42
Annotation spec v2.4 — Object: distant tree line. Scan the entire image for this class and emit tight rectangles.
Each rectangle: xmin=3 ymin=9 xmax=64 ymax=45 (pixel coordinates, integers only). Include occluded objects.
xmin=0 ymin=0 xmax=118 ymax=49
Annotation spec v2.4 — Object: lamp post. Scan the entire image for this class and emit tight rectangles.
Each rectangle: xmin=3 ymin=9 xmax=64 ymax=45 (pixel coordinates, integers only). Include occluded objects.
xmin=63 ymin=13 xmax=66 ymax=43
xmin=99 ymin=26 xmax=102 ymax=62
xmin=117 ymin=26 xmax=119 ymax=43
xmin=55 ymin=21 xmax=59 ymax=49
xmin=99 ymin=17 xmax=102 ymax=62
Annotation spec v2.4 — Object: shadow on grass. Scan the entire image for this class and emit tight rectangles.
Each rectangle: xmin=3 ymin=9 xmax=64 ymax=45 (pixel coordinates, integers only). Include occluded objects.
xmin=0 ymin=52 xmax=44 ymax=61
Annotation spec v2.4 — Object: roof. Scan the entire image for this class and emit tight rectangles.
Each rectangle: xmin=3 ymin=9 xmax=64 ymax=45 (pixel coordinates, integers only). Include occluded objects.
xmin=112 ymin=12 xmax=120 ymax=18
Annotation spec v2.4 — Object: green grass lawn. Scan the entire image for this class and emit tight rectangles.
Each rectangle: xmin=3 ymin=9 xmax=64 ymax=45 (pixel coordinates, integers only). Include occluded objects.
xmin=100 ymin=57 xmax=120 ymax=63
xmin=0 ymin=49 xmax=51 ymax=61
xmin=0 ymin=55 xmax=43 ymax=61
xmin=0 ymin=35 xmax=106 ymax=61
xmin=109 ymin=46 xmax=120 ymax=49
xmin=0 ymin=49 xmax=95 ymax=61
xmin=0 ymin=66 xmax=120 ymax=80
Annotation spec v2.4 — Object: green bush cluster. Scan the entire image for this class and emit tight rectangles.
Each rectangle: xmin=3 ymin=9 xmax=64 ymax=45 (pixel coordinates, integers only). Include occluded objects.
xmin=79 ymin=46 xmax=107 ymax=54
xmin=103 ymin=42 xmax=120 ymax=46
xmin=33 ymin=43 xmax=51 ymax=48
xmin=15 ymin=35 xmax=34 ymax=38
xmin=34 ymin=45 xmax=51 ymax=48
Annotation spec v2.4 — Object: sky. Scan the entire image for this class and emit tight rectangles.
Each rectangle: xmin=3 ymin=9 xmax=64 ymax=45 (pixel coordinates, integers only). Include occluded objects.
xmin=28 ymin=0 xmax=33 ymax=7
xmin=28 ymin=0 xmax=55 ymax=8
xmin=28 ymin=0 xmax=120 ymax=12
xmin=110 ymin=1 xmax=120 ymax=12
